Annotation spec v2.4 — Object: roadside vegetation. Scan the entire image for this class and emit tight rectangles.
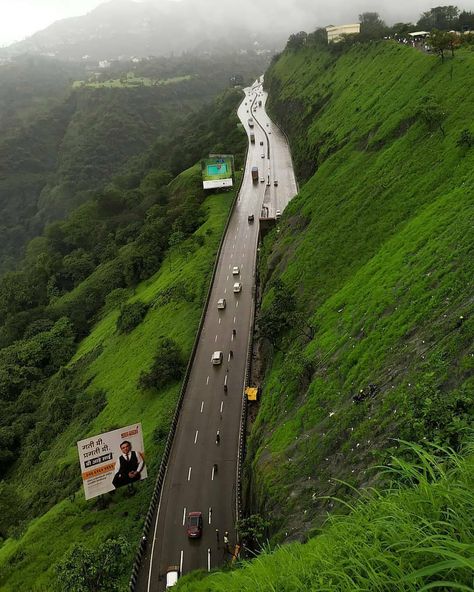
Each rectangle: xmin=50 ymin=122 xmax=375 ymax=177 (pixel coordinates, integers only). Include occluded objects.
xmin=177 ymin=442 xmax=474 ymax=591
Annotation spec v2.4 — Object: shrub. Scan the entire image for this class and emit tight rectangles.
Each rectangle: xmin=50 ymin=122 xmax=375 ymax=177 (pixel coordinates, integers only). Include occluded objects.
xmin=139 ymin=338 xmax=185 ymax=390
xmin=116 ymin=300 xmax=148 ymax=334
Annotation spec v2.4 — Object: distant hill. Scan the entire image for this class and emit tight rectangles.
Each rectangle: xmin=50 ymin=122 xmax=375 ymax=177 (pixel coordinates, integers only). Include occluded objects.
xmin=0 ymin=52 xmax=267 ymax=272
xmin=1 ymin=0 xmax=298 ymax=60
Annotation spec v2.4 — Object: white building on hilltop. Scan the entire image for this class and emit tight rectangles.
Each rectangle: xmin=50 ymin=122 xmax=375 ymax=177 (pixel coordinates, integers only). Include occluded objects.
xmin=326 ymin=24 xmax=360 ymax=43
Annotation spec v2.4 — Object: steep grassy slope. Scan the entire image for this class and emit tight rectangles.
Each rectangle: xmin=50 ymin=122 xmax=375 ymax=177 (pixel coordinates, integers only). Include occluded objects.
xmin=244 ymin=42 xmax=474 ymax=538
xmin=0 ymin=166 xmax=235 ymax=591
xmin=177 ymin=443 xmax=474 ymax=591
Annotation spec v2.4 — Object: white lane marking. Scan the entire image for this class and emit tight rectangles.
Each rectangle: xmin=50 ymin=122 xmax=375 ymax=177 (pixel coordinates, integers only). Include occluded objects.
xmin=220 ymin=401 xmax=224 ymax=413
xmin=231 ymin=333 xmax=234 ymax=342
xmin=219 ymin=318 xmax=221 ymax=325
xmin=182 ymin=507 xmax=187 ymax=526
xmin=211 ymin=466 xmax=216 ymax=481
xmin=224 ymin=374 xmax=228 ymax=386
xmin=228 ymin=264 xmax=231 ymax=269
xmin=208 ymin=507 xmax=212 ymax=524
xmin=224 ymin=288 xmax=227 ymax=294
xmin=201 ymin=401 xmax=204 ymax=413
xmin=230 ymin=253 xmax=233 ymax=259
xmin=236 ymin=301 xmax=239 ymax=308
xmin=233 ymin=316 xmax=236 ymax=324
xmin=233 ymin=243 xmax=235 ymax=249
xmin=187 ymin=467 xmax=192 ymax=481
xmin=228 ymin=353 xmax=231 ymax=362
xmin=208 ymin=549 xmax=211 ymax=571
xmin=194 ymin=430 xmax=199 ymax=444
xmin=180 ymin=550 xmax=184 ymax=575
xmin=215 ymin=334 xmax=218 ymax=342
xmin=226 ymin=275 xmax=229 ymax=281
xmin=206 ymin=376 xmax=210 ymax=385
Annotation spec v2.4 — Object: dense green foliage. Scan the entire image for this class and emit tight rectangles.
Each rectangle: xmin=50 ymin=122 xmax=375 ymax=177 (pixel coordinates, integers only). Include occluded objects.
xmin=0 ymin=53 xmax=264 ymax=272
xmin=56 ymin=537 xmax=130 ymax=592
xmin=138 ymin=338 xmax=185 ymax=390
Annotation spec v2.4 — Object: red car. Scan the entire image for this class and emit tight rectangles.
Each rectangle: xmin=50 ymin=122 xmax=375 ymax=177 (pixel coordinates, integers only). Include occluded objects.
xmin=186 ymin=511 xmax=203 ymax=539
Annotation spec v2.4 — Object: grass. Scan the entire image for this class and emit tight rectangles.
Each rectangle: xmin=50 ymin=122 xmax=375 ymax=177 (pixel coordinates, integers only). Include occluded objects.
xmin=0 ymin=166 xmax=235 ymax=591
xmin=176 ymin=442 xmax=474 ymax=591
xmin=246 ymin=41 xmax=474 ymax=539
xmin=73 ymin=74 xmax=193 ymax=89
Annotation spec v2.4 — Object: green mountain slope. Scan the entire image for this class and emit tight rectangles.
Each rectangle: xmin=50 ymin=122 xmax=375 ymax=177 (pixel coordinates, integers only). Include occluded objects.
xmin=0 ymin=79 xmax=247 ymax=589
xmin=0 ymin=168 xmax=235 ymax=591
xmin=0 ymin=53 xmax=266 ymax=273
xmin=247 ymin=41 xmax=474 ymax=538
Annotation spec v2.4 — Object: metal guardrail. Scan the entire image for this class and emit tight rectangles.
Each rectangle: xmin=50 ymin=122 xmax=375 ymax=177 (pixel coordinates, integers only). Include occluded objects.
xmin=129 ymin=96 xmax=250 ymax=591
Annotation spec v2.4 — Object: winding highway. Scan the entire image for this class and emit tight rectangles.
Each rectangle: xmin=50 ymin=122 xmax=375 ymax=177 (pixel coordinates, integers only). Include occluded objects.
xmin=136 ymin=78 xmax=297 ymax=591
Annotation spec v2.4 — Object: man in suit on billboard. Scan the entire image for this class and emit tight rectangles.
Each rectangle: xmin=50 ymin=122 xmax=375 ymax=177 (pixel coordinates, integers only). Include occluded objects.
xmin=112 ymin=440 xmax=145 ymax=488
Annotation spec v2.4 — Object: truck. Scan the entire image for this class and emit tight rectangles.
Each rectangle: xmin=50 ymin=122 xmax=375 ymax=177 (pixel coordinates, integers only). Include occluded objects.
xmin=248 ymin=118 xmax=254 ymax=128
xmin=251 ymin=166 xmax=259 ymax=183
xmin=250 ymin=132 xmax=255 ymax=144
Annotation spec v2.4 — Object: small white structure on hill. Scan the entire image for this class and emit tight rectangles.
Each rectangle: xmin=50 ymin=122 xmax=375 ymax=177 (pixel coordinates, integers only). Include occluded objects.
xmin=326 ymin=24 xmax=360 ymax=43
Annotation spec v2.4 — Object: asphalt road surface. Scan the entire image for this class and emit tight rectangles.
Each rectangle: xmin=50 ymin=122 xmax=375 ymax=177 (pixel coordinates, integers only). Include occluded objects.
xmin=137 ymin=78 xmax=297 ymax=591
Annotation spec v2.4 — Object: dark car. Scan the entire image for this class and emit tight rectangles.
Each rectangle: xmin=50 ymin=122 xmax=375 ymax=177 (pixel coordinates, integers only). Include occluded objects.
xmin=248 ymin=214 xmax=254 ymax=223
xmin=187 ymin=511 xmax=203 ymax=538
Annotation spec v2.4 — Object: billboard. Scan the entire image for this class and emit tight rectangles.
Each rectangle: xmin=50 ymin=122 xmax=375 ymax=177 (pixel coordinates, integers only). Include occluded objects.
xmin=77 ymin=423 xmax=147 ymax=500
xmin=201 ymin=155 xmax=234 ymax=189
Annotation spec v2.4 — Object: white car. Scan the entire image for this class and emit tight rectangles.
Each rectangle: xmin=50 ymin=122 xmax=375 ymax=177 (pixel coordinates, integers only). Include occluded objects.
xmin=274 ymin=180 xmax=278 ymax=186
xmin=261 ymin=154 xmax=265 ymax=158
xmin=166 ymin=565 xmax=179 ymax=588
xmin=275 ymin=210 xmax=281 ymax=220
xmin=260 ymin=177 xmax=265 ymax=183
xmin=233 ymin=282 xmax=242 ymax=293
xmin=232 ymin=266 xmax=240 ymax=275
xmin=212 ymin=351 xmax=223 ymax=365
xmin=217 ymin=298 xmax=226 ymax=309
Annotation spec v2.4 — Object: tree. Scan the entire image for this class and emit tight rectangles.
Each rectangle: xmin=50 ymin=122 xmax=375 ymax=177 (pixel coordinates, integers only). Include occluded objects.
xmin=258 ymin=279 xmax=297 ymax=346
xmin=428 ymin=29 xmax=459 ymax=61
xmin=116 ymin=300 xmax=148 ymax=334
xmin=359 ymin=12 xmax=387 ymax=40
xmin=417 ymin=96 xmax=447 ymax=136
xmin=55 ymin=537 xmax=130 ymax=592
xmin=139 ymin=338 xmax=185 ymax=390
xmin=237 ymin=514 xmax=270 ymax=552
xmin=456 ymin=129 xmax=474 ymax=148
xmin=307 ymin=28 xmax=328 ymax=47
xmin=286 ymin=31 xmax=308 ymax=51
xmin=390 ymin=22 xmax=415 ymax=36
xmin=417 ymin=6 xmax=460 ymax=31
xmin=458 ymin=10 xmax=474 ymax=32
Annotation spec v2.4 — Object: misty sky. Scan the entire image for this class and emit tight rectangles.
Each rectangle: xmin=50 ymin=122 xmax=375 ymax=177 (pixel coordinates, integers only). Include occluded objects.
xmin=1 ymin=0 xmax=471 ymax=46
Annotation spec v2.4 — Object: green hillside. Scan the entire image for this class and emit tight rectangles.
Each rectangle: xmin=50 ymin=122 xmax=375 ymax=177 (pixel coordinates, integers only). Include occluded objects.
xmin=0 ymin=53 xmax=266 ymax=273
xmin=0 ymin=169 xmax=234 ymax=591
xmin=249 ymin=40 xmax=474 ymax=536
xmin=176 ymin=40 xmax=474 ymax=591
xmin=0 ymin=79 xmax=246 ymax=589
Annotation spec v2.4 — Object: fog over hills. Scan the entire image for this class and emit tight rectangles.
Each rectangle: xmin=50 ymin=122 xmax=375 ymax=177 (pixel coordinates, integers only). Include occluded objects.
xmin=1 ymin=0 xmax=459 ymax=60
